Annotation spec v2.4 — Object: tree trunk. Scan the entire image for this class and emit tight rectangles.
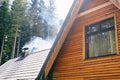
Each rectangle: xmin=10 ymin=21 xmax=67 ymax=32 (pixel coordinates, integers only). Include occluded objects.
xmin=16 ymin=35 xmax=20 ymax=57
xmin=0 ymin=37 xmax=5 ymax=65
xmin=11 ymin=29 xmax=18 ymax=59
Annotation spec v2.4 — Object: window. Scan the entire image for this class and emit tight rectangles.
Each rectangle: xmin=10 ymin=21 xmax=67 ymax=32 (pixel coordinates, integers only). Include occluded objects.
xmin=85 ymin=17 xmax=116 ymax=59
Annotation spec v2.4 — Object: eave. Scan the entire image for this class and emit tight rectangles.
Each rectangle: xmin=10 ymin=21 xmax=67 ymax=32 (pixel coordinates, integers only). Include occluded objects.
xmin=77 ymin=2 xmax=112 ymax=18
xmin=110 ymin=0 xmax=120 ymax=9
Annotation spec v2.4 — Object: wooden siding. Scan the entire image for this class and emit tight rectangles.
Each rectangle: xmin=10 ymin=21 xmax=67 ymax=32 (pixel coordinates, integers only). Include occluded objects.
xmin=51 ymin=3 xmax=120 ymax=80
xmin=116 ymin=10 xmax=120 ymax=54
xmin=110 ymin=0 xmax=120 ymax=9
xmin=79 ymin=0 xmax=109 ymax=13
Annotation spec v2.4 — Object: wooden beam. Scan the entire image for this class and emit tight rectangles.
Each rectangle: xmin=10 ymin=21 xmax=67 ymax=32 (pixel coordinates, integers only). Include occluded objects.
xmin=44 ymin=0 xmax=84 ymax=78
xmin=110 ymin=0 xmax=120 ymax=9
xmin=77 ymin=2 xmax=112 ymax=18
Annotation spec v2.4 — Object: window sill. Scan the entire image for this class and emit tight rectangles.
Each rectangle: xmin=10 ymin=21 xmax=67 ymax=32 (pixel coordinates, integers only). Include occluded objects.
xmin=85 ymin=53 xmax=116 ymax=60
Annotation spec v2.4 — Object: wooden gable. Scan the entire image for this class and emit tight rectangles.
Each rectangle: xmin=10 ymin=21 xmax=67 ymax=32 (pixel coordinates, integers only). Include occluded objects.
xmin=79 ymin=0 xmax=109 ymax=13
xmin=46 ymin=0 xmax=120 ymax=80
xmin=110 ymin=0 xmax=120 ymax=9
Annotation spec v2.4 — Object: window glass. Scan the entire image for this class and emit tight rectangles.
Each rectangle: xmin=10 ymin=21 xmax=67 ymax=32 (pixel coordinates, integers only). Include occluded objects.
xmin=85 ymin=17 xmax=116 ymax=59
xmin=101 ymin=19 xmax=114 ymax=30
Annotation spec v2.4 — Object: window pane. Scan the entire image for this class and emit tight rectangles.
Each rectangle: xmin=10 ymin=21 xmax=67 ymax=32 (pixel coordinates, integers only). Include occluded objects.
xmin=90 ymin=25 xmax=99 ymax=33
xmin=86 ymin=24 xmax=99 ymax=34
xmin=109 ymin=19 xmax=114 ymax=27
xmin=109 ymin=30 xmax=116 ymax=54
xmin=86 ymin=17 xmax=116 ymax=59
xmin=88 ymin=34 xmax=101 ymax=58
xmin=101 ymin=18 xmax=114 ymax=30
xmin=86 ymin=27 xmax=91 ymax=34
xmin=101 ymin=21 xmax=111 ymax=29
xmin=100 ymin=32 xmax=111 ymax=56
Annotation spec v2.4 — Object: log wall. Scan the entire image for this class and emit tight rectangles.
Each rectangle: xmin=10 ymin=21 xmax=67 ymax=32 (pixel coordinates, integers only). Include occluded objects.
xmin=51 ymin=3 xmax=120 ymax=80
xmin=79 ymin=0 xmax=109 ymax=12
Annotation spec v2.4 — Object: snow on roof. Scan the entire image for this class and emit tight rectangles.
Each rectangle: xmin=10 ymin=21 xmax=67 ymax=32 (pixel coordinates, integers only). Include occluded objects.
xmin=0 ymin=49 xmax=50 ymax=80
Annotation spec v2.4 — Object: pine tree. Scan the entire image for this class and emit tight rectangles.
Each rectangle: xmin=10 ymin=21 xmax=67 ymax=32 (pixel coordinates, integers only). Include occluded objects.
xmin=0 ymin=0 xmax=10 ymax=65
xmin=26 ymin=0 xmax=48 ymax=39
xmin=10 ymin=0 xmax=26 ymax=59
xmin=28 ymin=0 xmax=58 ymax=39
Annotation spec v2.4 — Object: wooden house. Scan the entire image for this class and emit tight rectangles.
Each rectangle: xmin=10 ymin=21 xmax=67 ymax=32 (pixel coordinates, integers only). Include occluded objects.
xmin=39 ymin=0 xmax=120 ymax=80
xmin=0 ymin=0 xmax=120 ymax=80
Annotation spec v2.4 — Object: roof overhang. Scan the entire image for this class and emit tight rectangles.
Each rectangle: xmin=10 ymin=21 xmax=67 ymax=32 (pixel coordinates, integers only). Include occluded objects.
xmin=77 ymin=2 xmax=112 ymax=18
xmin=110 ymin=0 xmax=120 ymax=9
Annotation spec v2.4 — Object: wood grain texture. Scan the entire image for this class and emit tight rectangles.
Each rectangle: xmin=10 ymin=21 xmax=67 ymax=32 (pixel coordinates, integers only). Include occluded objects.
xmin=79 ymin=0 xmax=109 ymax=13
xmin=51 ymin=3 xmax=120 ymax=80
xmin=110 ymin=0 xmax=120 ymax=9
xmin=77 ymin=2 xmax=112 ymax=18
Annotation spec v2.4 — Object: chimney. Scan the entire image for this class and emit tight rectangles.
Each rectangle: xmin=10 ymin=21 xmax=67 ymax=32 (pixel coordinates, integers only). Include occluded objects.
xmin=22 ymin=48 xmax=29 ymax=57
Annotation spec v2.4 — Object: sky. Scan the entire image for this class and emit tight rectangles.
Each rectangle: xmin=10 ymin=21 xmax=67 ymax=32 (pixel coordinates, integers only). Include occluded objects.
xmin=55 ymin=0 xmax=74 ymax=19
xmin=44 ymin=0 xmax=74 ymax=19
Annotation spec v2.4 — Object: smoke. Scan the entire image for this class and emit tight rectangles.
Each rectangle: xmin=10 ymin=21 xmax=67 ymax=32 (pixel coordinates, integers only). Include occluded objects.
xmin=39 ymin=0 xmax=61 ymax=31
xmin=23 ymin=36 xmax=53 ymax=53
xmin=22 ymin=0 xmax=58 ymax=53
xmin=22 ymin=0 xmax=73 ymax=53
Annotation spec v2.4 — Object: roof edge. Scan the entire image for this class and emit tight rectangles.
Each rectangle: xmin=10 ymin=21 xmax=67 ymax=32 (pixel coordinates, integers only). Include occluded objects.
xmin=36 ymin=0 xmax=81 ymax=79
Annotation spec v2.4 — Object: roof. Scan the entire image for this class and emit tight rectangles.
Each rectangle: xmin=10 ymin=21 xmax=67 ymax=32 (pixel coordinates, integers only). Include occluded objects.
xmin=0 ymin=49 xmax=50 ymax=80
